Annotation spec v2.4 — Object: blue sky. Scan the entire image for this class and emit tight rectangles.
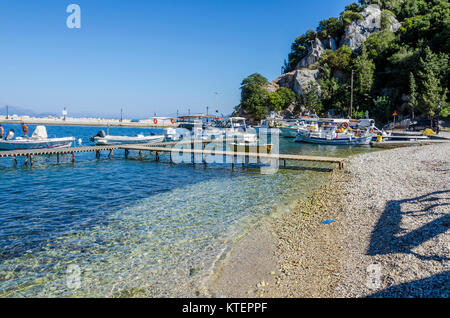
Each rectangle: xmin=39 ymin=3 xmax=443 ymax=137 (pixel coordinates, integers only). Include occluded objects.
xmin=0 ymin=0 xmax=353 ymax=119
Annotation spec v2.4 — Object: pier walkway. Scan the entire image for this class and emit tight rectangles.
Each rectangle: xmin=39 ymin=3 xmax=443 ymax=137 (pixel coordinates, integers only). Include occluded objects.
xmin=0 ymin=140 xmax=345 ymax=169
xmin=121 ymin=145 xmax=345 ymax=169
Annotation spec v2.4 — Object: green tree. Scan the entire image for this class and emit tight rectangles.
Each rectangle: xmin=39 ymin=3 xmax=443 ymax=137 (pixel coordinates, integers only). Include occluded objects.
xmin=238 ymin=73 xmax=269 ymax=120
xmin=353 ymin=46 xmax=375 ymax=106
xmin=317 ymin=17 xmax=343 ymax=40
xmin=276 ymin=87 xmax=297 ymax=109
xmin=340 ymin=10 xmax=363 ymax=27
xmin=344 ymin=3 xmax=363 ymax=13
xmin=408 ymin=72 xmax=418 ymax=119
xmin=372 ymin=96 xmax=392 ymax=122
xmin=267 ymin=91 xmax=284 ymax=111
xmin=303 ymin=81 xmax=323 ymax=115
xmin=417 ymin=47 xmax=449 ymax=117
xmin=286 ymin=30 xmax=317 ymax=72
xmin=319 ymin=45 xmax=353 ymax=72
xmin=318 ymin=63 xmax=350 ymax=115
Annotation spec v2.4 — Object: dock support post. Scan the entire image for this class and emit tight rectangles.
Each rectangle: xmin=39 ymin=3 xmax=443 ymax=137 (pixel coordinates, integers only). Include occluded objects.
xmin=192 ymin=153 xmax=195 ymax=166
xmin=125 ymin=149 xmax=129 ymax=159
xmin=30 ymin=155 xmax=33 ymax=167
xmin=283 ymin=159 xmax=286 ymax=168
xmin=12 ymin=156 xmax=17 ymax=167
xmin=96 ymin=151 xmax=100 ymax=159
xmin=57 ymin=153 xmax=60 ymax=163
xmin=25 ymin=155 xmax=29 ymax=166
xmin=155 ymin=152 xmax=159 ymax=162
xmin=72 ymin=152 xmax=75 ymax=163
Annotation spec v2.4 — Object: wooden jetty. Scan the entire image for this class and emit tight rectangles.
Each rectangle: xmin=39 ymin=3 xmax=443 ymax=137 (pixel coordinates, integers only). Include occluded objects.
xmin=0 ymin=140 xmax=345 ymax=169
xmin=121 ymin=145 xmax=345 ymax=169
xmin=0 ymin=145 xmax=120 ymax=166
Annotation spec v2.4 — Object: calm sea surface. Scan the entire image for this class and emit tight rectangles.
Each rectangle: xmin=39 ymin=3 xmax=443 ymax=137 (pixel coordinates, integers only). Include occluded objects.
xmin=0 ymin=124 xmax=373 ymax=297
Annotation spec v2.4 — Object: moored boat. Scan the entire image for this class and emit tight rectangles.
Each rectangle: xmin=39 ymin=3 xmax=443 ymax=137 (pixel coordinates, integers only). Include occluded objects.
xmin=91 ymin=130 xmax=165 ymax=145
xmin=0 ymin=125 xmax=75 ymax=150
xmin=295 ymin=121 xmax=372 ymax=145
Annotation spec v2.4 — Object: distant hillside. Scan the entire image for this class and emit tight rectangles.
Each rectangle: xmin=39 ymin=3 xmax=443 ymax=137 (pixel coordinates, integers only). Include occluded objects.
xmin=235 ymin=0 xmax=449 ymax=124
xmin=1 ymin=105 xmax=57 ymax=118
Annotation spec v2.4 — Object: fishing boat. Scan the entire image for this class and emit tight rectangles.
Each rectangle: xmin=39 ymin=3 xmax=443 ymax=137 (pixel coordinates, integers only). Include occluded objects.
xmin=0 ymin=125 xmax=75 ymax=150
xmin=91 ymin=130 xmax=165 ymax=145
xmin=295 ymin=121 xmax=372 ymax=145
xmin=216 ymin=117 xmax=258 ymax=143
xmin=228 ymin=142 xmax=273 ymax=154
xmin=279 ymin=119 xmax=300 ymax=138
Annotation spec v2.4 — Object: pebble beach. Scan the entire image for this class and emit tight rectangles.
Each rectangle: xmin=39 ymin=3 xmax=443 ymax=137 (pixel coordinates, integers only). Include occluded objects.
xmin=207 ymin=142 xmax=449 ymax=298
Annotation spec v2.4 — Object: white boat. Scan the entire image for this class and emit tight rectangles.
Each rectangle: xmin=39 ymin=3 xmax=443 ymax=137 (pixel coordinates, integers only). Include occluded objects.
xmin=163 ymin=127 xmax=182 ymax=141
xmin=295 ymin=121 xmax=372 ymax=145
xmin=279 ymin=119 xmax=300 ymax=138
xmin=0 ymin=126 xmax=74 ymax=150
xmin=91 ymin=130 xmax=165 ymax=145
xmin=217 ymin=117 xmax=258 ymax=143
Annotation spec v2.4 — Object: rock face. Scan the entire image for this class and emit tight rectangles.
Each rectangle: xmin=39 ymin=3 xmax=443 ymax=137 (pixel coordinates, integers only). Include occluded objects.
xmin=272 ymin=69 xmax=320 ymax=98
xmin=296 ymin=37 xmax=337 ymax=69
xmin=267 ymin=4 xmax=401 ymax=99
xmin=293 ymin=69 xmax=321 ymax=96
xmin=340 ymin=4 xmax=400 ymax=51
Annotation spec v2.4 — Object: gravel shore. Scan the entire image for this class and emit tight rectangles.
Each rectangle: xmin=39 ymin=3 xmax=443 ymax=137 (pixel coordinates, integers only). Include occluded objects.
xmin=208 ymin=143 xmax=449 ymax=298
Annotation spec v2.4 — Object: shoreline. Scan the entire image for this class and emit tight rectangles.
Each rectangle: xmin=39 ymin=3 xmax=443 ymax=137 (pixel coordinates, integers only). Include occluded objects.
xmin=0 ymin=118 xmax=178 ymax=128
xmin=207 ymin=143 xmax=449 ymax=298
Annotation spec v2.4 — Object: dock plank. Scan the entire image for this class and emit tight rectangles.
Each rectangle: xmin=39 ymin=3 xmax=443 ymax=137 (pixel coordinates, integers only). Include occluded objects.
xmin=120 ymin=145 xmax=345 ymax=167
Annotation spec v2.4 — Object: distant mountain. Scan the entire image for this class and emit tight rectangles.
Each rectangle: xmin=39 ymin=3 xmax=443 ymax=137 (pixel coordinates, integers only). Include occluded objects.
xmin=1 ymin=105 xmax=57 ymax=118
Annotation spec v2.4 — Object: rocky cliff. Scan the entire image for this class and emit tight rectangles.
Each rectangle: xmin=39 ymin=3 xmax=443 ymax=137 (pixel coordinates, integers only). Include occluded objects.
xmin=270 ymin=4 xmax=400 ymax=99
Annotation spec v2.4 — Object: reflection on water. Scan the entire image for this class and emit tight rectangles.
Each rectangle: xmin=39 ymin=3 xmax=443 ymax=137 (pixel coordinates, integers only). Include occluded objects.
xmin=0 ymin=125 xmax=374 ymax=297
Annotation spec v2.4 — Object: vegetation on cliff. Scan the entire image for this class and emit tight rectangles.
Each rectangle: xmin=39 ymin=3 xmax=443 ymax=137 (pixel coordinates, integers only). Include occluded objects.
xmin=236 ymin=0 xmax=449 ymax=123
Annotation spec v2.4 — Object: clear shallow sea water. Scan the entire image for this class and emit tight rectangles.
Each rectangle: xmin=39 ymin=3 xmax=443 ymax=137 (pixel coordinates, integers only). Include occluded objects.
xmin=0 ymin=124 xmax=373 ymax=297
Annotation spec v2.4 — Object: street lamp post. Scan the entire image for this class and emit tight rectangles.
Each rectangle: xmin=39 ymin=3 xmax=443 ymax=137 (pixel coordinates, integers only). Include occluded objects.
xmin=214 ymin=92 xmax=219 ymax=114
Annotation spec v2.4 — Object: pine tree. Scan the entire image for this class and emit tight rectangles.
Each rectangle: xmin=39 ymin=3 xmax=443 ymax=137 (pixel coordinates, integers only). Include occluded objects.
xmin=354 ymin=45 xmax=375 ymax=107
xmin=408 ymin=73 xmax=418 ymax=119
xmin=417 ymin=48 xmax=448 ymax=118
xmin=303 ymin=82 xmax=323 ymax=115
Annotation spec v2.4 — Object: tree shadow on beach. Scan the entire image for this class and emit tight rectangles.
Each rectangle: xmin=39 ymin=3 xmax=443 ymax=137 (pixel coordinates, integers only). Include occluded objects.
xmin=367 ymin=271 xmax=450 ymax=298
xmin=367 ymin=190 xmax=450 ymax=262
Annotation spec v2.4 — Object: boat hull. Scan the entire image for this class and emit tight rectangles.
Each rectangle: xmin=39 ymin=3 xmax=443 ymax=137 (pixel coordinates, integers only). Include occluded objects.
xmin=94 ymin=135 xmax=165 ymax=145
xmin=0 ymin=138 xmax=75 ymax=150
xmin=279 ymin=127 xmax=297 ymax=138
xmin=295 ymin=133 xmax=371 ymax=145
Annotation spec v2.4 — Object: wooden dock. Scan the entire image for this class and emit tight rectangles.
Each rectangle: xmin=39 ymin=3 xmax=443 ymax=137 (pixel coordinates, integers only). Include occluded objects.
xmin=0 ymin=145 xmax=120 ymax=166
xmin=121 ymin=145 xmax=345 ymax=169
xmin=0 ymin=140 xmax=345 ymax=169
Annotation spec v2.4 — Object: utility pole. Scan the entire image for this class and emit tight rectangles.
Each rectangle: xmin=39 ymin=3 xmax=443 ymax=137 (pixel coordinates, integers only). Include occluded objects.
xmin=214 ymin=92 xmax=219 ymax=114
xmin=206 ymin=106 xmax=209 ymax=115
xmin=349 ymin=70 xmax=354 ymax=119
xmin=120 ymin=108 xmax=123 ymax=122
xmin=6 ymin=105 xmax=8 ymax=119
